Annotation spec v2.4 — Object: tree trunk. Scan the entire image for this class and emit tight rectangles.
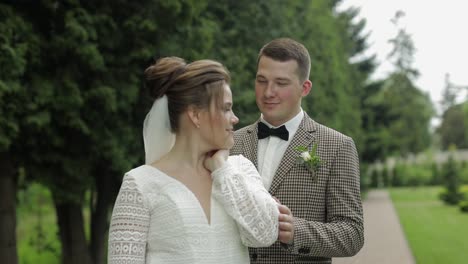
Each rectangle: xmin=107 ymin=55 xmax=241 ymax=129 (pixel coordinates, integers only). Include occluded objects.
xmin=0 ymin=153 xmax=18 ymax=264
xmin=90 ymin=168 xmax=113 ymax=264
xmin=54 ymin=197 xmax=92 ymax=264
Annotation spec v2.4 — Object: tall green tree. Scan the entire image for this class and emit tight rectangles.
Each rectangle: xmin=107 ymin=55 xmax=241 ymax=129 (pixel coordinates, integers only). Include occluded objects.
xmin=438 ymin=103 xmax=468 ymax=149
xmin=387 ymin=10 xmax=419 ymax=77
xmin=440 ymin=73 xmax=464 ymax=113
xmin=300 ymin=0 xmax=365 ymax=140
xmin=0 ymin=4 xmax=39 ymax=263
xmin=360 ymin=11 xmax=433 ymax=162
xmin=335 ymin=3 xmax=377 ymax=151
xmin=440 ymin=152 xmax=464 ymax=205
xmin=437 ymin=74 xmax=468 ymax=150
xmin=6 ymin=1 xmax=212 ymax=263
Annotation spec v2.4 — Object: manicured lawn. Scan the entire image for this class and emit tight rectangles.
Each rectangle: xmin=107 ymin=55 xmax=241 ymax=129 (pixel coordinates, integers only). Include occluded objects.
xmin=389 ymin=186 xmax=468 ymax=264
xmin=17 ymin=183 xmax=61 ymax=264
xmin=16 ymin=183 xmax=94 ymax=264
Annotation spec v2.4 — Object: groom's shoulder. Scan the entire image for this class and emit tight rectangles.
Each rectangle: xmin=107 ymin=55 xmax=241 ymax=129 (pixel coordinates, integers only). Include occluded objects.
xmin=312 ymin=119 xmax=354 ymax=144
xmin=234 ymin=123 xmax=256 ymax=138
xmin=232 ymin=123 xmax=256 ymax=154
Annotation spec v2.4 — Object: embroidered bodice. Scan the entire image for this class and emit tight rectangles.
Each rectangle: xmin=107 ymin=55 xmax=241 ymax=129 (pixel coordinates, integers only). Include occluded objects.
xmin=108 ymin=155 xmax=279 ymax=264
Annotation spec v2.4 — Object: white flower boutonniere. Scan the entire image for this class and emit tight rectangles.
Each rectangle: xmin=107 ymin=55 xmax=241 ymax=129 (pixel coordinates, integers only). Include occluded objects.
xmin=295 ymin=143 xmax=323 ymax=181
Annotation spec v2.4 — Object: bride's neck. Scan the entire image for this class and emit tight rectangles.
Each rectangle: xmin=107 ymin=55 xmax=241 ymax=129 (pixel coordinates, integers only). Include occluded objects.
xmin=158 ymin=136 xmax=208 ymax=172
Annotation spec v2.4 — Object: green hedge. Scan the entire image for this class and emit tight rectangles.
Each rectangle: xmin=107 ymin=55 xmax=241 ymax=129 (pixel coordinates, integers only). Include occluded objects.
xmin=459 ymin=186 xmax=468 ymax=213
xmin=368 ymin=159 xmax=468 ymax=188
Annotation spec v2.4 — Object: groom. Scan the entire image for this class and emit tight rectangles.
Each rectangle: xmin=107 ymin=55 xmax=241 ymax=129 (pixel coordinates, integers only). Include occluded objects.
xmin=231 ymin=38 xmax=364 ymax=263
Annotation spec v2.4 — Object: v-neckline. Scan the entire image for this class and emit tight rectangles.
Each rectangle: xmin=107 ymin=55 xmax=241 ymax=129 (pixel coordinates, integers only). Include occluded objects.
xmin=145 ymin=165 xmax=213 ymax=225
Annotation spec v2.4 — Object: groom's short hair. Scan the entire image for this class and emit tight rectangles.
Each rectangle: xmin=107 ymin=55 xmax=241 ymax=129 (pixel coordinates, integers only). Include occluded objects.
xmin=257 ymin=38 xmax=311 ymax=82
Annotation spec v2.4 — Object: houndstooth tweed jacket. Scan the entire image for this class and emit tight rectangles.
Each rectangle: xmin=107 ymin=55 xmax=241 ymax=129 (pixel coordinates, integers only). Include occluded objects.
xmin=230 ymin=112 xmax=364 ymax=264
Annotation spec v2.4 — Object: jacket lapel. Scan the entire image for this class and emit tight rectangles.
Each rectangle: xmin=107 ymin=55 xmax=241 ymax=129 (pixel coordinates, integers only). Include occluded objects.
xmin=269 ymin=114 xmax=317 ymax=195
xmin=242 ymin=122 xmax=259 ymax=169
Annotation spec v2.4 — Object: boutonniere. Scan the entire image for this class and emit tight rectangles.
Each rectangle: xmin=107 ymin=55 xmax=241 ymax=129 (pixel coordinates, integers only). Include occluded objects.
xmin=295 ymin=143 xmax=324 ymax=180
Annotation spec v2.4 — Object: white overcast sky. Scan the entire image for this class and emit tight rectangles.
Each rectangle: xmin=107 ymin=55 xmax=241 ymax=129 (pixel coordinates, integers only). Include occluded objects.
xmin=338 ymin=0 xmax=468 ymax=118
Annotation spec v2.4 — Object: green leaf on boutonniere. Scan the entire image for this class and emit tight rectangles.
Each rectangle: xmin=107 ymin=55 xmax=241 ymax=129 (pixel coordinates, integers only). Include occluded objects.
xmin=294 ymin=143 xmax=323 ymax=174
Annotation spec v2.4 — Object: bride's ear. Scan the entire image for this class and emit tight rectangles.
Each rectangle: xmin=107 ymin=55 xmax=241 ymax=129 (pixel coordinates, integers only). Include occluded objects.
xmin=187 ymin=106 xmax=201 ymax=128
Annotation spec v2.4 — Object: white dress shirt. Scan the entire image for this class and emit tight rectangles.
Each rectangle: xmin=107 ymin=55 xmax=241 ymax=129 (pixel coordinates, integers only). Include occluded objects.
xmin=257 ymin=110 xmax=304 ymax=190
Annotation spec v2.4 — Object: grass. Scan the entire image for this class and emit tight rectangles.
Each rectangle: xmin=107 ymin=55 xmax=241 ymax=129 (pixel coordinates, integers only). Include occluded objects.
xmin=16 ymin=183 xmax=94 ymax=264
xmin=16 ymin=183 xmax=61 ymax=264
xmin=389 ymin=186 xmax=468 ymax=264
xmin=16 ymin=183 xmax=468 ymax=263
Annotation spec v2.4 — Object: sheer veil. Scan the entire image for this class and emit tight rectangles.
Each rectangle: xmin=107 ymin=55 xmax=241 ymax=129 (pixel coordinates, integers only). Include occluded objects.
xmin=143 ymin=95 xmax=175 ymax=164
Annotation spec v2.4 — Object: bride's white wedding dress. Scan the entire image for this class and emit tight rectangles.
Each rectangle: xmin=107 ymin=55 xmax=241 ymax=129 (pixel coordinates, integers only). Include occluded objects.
xmin=108 ymin=155 xmax=279 ymax=264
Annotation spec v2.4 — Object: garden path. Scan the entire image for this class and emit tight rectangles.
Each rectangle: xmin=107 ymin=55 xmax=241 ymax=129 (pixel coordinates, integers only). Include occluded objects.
xmin=333 ymin=189 xmax=416 ymax=264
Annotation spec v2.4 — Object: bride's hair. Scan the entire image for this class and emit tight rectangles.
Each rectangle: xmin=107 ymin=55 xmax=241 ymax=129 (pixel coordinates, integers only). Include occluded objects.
xmin=144 ymin=56 xmax=231 ymax=132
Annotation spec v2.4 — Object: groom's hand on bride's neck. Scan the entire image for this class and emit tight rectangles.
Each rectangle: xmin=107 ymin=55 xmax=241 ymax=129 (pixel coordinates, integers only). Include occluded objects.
xmin=278 ymin=204 xmax=295 ymax=244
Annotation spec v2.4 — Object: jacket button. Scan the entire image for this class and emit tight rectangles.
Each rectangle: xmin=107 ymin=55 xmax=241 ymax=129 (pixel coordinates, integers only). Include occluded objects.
xmin=298 ymin=247 xmax=310 ymax=254
xmin=251 ymin=253 xmax=258 ymax=261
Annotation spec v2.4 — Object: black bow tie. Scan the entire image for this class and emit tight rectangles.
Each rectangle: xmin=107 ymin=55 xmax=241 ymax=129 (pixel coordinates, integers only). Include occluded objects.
xmin=257 ymin=122 xmax=289 ymax=141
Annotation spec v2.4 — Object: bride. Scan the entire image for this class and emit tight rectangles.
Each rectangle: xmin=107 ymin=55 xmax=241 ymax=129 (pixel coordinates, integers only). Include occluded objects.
xmin=107 ymin=57 xmax=279 ymax=263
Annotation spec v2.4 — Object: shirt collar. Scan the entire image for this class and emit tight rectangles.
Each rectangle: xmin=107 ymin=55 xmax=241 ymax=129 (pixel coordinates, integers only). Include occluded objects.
xmin=260 ymin=109 xmax=304 ymax=137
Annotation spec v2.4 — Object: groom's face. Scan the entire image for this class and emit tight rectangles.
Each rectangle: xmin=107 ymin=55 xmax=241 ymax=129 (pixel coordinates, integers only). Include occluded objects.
xmin=255 ymin=56 xmax=311 ymax=127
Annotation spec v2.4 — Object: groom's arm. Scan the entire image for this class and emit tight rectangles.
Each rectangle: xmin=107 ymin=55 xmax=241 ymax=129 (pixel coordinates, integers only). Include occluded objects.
xmin=281 ymin=137 xmax=364 ymax=257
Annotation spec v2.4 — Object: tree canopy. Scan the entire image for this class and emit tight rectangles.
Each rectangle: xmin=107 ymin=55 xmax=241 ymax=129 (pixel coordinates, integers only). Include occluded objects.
xmin=359 ymin=11 xmax=434 ymax=162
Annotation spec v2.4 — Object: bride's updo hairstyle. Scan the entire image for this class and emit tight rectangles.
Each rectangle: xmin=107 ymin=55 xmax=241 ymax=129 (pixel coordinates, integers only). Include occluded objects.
xmin=144 ymin=57 xmax=231 ymax=133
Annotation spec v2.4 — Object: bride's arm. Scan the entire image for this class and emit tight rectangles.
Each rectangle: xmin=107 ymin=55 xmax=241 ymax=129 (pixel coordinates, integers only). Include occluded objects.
xmin=108 ymin=174 xmax=150 ymax=264
xmin=211 ymin=155 xmax=279 ymax=247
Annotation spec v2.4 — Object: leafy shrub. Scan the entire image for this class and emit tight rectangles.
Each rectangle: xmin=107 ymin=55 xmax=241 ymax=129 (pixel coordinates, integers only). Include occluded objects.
xmin=430 ymin=162 xmax=442 ymax=185
xmin=459 ymin=200 xmax=468 ymax=213
xmin=458 ymin=185 xmax=468 ymax=213
xmin=17 ymin=183 xmax=61 ymax=263
xmin=459 ymin=165 xmax=468 ymax=184
xmin=460 ymin=185 xmax=468 ymax=194
xmin=439 ymin=189 xmax=464 ymax=205
xmin=360 ymin=163 xmax=371 ymax=192
xmin=392 ymin=164 xmax=404 ymax=187
xmin=440 ymin=155 xmax=464 ymax=205
xmin=391 ymin=164 xmax=432 ymax=187
xmin=381 ymin=166 xmax=390 ymax=187
xmin=370 ymin=169 xmax=380 ymax=188
xmin=404 ymin=165 xmax=432 ymax=186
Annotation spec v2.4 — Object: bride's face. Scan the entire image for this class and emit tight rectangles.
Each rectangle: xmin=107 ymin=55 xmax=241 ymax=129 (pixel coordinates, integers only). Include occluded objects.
xmin=199 ymin=84 xmax=239 ymax=150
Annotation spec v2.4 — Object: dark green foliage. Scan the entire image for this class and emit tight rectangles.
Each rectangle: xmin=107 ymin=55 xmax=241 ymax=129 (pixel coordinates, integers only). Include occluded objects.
xmin=362 ymin=73 xmax=433 ymax=162
xmin=458 ymin=185 xmax=468 ymax=213
xmin=403 ymin=165 xmax=432 ymax=186
xmin=460 ymin=162 xmax=468 ymax=184
xmin=440 ymin=155 xmax=464 ymax=205
xmin=0 ymin=5 xmax=39 ymax=263
xmin=16 ymin=183 xmax=60 ymax=262
xmin=381 ymin=166 xmax=390 ymax=187
xmin=439 ymin=189 xmax=464 ymax=206
xmin=459 ymin=200 xmax=468 ymax=213
xmin=359 ymin=12 xmax=434 ymax=163
xmin=370 ymin=169 xmax=380 ymax=188
xmin=392 ymin=164 xmax=404 ymax=187
xmin=430 ymin=162 xmax=442 ymax=185
xmin=359 ymin=163 xmax=370 ymax=192
xmin=2 ymin=1 xmax=214 ymax=263
xmin=388 ymin=163 xmax=432 ymax=187
xmin=437 ymin=103 xmax=468 ymax=150
xmin=0 ymin=3 xmax=39 ymax=152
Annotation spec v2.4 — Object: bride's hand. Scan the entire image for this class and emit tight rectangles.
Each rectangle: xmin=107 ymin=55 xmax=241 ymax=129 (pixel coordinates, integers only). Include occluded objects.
xmin=204 ymin=149 xmax=229 ymax=172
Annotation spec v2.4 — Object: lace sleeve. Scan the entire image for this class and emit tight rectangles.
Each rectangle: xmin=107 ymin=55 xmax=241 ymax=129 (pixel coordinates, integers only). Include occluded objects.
xmin=108 ymin=174 xmax=150 ymax=264
xmin=211 ymin=155 xmax=279 ymax=247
